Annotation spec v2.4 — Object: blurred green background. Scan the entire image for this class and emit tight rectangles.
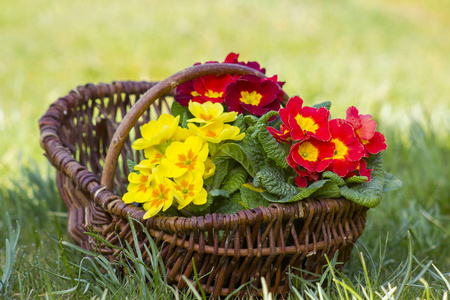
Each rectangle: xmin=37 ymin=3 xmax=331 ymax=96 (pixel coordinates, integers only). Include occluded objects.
xmin=1 ymin=0 xmax=448 ymax=177
xmin=0 ymin=0 xmax=449 ymax=297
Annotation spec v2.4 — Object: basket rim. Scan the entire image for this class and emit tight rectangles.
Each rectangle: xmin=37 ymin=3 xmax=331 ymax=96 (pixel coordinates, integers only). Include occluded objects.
xmin=39 ymin=80 xmax=365 ymax=233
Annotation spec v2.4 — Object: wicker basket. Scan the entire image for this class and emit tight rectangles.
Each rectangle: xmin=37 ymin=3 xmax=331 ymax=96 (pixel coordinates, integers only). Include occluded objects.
xmin=39 ymin=63 xmax=368 ymax=298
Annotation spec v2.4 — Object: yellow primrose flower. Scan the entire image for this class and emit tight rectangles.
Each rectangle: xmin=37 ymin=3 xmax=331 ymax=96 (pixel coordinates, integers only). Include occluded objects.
xmin=161 ymin=136 xmax=209 ymax=178
xmin=132 ymin=114 xmax=180 ymax=150
xmin=140 ymin=148 xmax=164 ymax=168
xmin=172 ymin=126 xmax=194 ymax=142
xmin=173 ymin=172 xmax=207 ymax=209
xmin=203 ymin=159 xmax=216 ymax=179
xmin=122 ymin=165 xmax=155 ymax=204
xmin=142 ymin=176 xmax=174 ymax=219
xmin=142 ymin=126 xmax=195 ymax=164
xmin=188 ymin=121 xmax=245 ymax=144
xmin=187 ymin=101 xmax=237 ymax=124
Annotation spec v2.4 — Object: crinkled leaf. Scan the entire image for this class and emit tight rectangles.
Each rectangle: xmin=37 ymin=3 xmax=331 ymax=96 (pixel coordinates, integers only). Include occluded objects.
xmin=253 ymin=111 xmax=288 ymax=169
xmin=240 ymin=186 xmax=270 ymax=209
xmin=209 ymin=189 xmax=230 ymax=198
xmin=241 ymin=133 xmax=266 ymax=173
xmin=345 ymin=176 xmax=368 ymax=185
xmin=204 ymin=175 xmax=213 ymax=187
xmin=242 ymin=182 xmax=265 ymax=192
xmin=207 ymin=161 xmax=229 ymax=190
xmin=310 ymin=180 xmax=342 ymax=199
xmin=254 ymin=167 xmax=297 ymax=197
xmin=221 ymin=165 xmax=248 ymax=194
xmin=247 ymin=111 xmax=287 ymax=166
xmin=127 ymin=159 xmax=139 ymax=174
xmin=312 ymin=101 xmax=332 ymax=111
xmin=214 ymin=193 xmax=245 ymax=214
xmin=213 ymin=143 xmax=255 ymax=177
xmin=207 ymin=142 xmax=221 ymax=157
xmin=257 ymin=129 xmax=289 ymax=169
xmin=243 ymin=115 xmax=259 ymax=127
xmin=322 ymin=171 xmax=346 ymax=186
xmin=383 ymin=172 xmax=402 ymax=192
xmin=339 ymin=154 xmax=385 ymax=208
xmin=268 ymin=115 xmax=282 ymax=128
xmin=233 ymin=113 xmax=246 ymax=134
xmin=255 ymin=111 xmax=279 ymax=128
xmin=263 ymin=180 xmax=329 ymax=203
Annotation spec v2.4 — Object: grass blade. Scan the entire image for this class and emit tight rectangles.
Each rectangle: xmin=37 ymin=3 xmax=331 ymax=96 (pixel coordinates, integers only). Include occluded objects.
xmin=394 ymin=230 xmax=414 ymax=300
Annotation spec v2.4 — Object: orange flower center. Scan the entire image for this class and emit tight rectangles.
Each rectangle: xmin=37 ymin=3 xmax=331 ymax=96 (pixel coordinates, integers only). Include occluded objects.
xmin=150 ymin=152 xmax=163 ymax=165
xmin=175 ymin=179 xmax=196 ymax=200
xmin=175 ymin=149 xmax=198 ymax=171
xmin=205 ymin=130 xmax=218 ymax=138
xmin=199 ymin=113 xmax=214 ymax=121
xmin=150 ymin=184 xmax=170 ymax=208
xmin=149 ymin=198 xmax=163 ymax=208
xmin=136 ymin=175 xmax=150 ymax=193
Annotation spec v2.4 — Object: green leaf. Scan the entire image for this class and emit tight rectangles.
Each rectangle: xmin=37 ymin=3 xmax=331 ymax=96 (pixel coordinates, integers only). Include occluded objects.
xmin=208 ymin=142 xmax=220 ymax=157
xmin=383 ymin=172 xmax=402 ymax=192
xmin=322 ymin=171 xmax=346 ymax=186
xmin=243 ymin=115 xmax=259 ymax=127
xmin=208 ymin=161 xmax=229 ymax=190
xmin=127 ymin=159 xmax=139 ymax=174
xmin=221 ymin=165 xmax=248 ymax=194
xmin=240 ymin=186 xmax=270 ymax=209
xmin=171 ymin=101 xmax=191 ymax=128
xmin=345 ymin=176 xmax=368 ymax=184
xmin=263 ymin=179 xmax=329 ymax=203
xmin=213 ymin=143 xmax=256 ymax=177
xmin=339 ymin=154 xmax=385 ymax=208
xmin=257 ymin=129 xmax=289 ymax=169
xmin=255 ymin=111 xmax=279 ymax=128
xmin=190 ymin=160 xmax=234 ymax=215
xmin=312 ymin=101 xmax=332 ymax=110
xmin=209 ymin=189 xmax=230 ymax=198
xmin=253 ymin=167 xmax=298 ymax=197
xmin=214 ymin=193 xmax=246 ymax=214
xmin=185 ymin=193 xmax=214 ymax=215
xmin=158 ymin=206 xmax=181 ymax=217
xmin=215 ymin=201 xmax=245 ymax=215
xmin=171 ymin=101 xmax=188 ymax=118
xmin=260 ymin=192 xmax=296 ymax=203
xmin=241 ymin=132 xmax=266 ymax=173
xmin=232 ymin=113 xmax=246 ymax=134
xmin=310 ymin=180 xmax=342 ymax=199
xmin=250 ymin=111 xmax=289 ymax=169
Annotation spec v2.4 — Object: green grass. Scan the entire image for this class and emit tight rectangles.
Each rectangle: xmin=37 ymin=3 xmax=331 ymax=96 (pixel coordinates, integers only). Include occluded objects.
xmin=1 ymin=0 xmax=449 ymax=298
xmin=1 ymin=122 xmax=448 ymax=299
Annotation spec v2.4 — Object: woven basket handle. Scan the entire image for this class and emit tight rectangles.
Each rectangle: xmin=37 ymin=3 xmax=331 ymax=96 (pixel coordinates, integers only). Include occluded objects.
xmin=101 ymin=63 xmax=288 ymax=190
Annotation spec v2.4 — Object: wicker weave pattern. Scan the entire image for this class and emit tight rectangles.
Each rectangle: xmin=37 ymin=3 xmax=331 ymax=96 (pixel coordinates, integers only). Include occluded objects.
xmin=39 ymin=80 xmax=368 ymax=297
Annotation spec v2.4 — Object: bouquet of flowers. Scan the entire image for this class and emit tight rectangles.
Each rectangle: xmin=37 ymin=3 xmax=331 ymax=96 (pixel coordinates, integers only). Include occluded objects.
xmin=123 ymin=53 xmax=401 ymax=219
